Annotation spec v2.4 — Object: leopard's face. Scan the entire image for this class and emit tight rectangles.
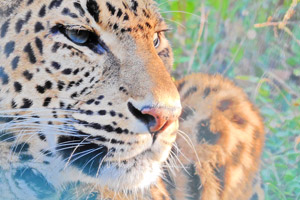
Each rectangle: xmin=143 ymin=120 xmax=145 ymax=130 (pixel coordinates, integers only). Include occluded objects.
xmin=0 ymin=0 xmax=181 ymax=190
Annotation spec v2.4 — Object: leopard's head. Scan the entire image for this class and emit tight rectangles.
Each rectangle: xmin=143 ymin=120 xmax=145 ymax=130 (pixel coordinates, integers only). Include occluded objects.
xmin=0 ymin=0 xmax=181 ymax=191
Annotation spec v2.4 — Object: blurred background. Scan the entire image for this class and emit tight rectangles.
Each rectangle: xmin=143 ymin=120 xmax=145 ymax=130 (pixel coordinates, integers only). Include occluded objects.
xmin=156 ymin=0 xmax=300 ymax=199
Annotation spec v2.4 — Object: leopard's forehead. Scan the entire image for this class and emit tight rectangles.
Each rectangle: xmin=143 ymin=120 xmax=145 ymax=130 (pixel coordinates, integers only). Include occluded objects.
xmin=0 ymin=0 xmax=165 ymax=34
xmin=89 ymin=0 xmax=164 ymax=37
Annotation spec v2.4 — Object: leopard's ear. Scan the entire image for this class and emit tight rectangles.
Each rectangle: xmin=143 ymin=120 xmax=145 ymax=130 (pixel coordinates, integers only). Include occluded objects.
xmin=0 ymin=0 xmax=23 ymax=19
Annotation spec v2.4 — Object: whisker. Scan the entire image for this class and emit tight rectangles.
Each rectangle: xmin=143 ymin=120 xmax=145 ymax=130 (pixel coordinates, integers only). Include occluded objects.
xmin=162 ymin=17 xmax=186 ymax=29
xmin=172 ymin=141 xmax=191 ymax=164
xmin=96 ymin=149 xmax=112 ymax=178
xmin=160 ymin=10 xmax=201 ymax=18
xmin=0 ymin=108 xmax=79 ymax=115
xmin=177 ymin=130 xmax=202 ymax=168
xmin=84 ymin=150 xmax=113 ymax=199
xmin=79 ymin=147 xmax=107 ymax=175
xmin=62 ymin=148 xmax=95 ymax=164
xmin=18 ymin=143 xmax=93 ymax=174
xmin=15 ymin=132 xmax=38 ymax=159
xmin=0 ymin=130 xmax=85 ymax=144
xmin=9 ymin=128 xmax=28 ymax=161
xmin=54 ymin=143 xmax=91 ymax=155
xmin=157 ymin=0 xmax=178 ymax=7
xmin=64 ymin=136 xmax=91 ymax=169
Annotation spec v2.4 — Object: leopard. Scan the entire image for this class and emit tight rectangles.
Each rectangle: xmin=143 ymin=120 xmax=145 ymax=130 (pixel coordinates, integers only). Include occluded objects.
xmin=0 ymin=0 xmax=265 ymax=199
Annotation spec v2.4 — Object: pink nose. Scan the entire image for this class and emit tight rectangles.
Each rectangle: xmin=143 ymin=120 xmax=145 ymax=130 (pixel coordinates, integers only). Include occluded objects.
xmin=141 ymin=107 xmax=180 ymax=133
xmin=128 ymin=102 xmax=181 ymax=134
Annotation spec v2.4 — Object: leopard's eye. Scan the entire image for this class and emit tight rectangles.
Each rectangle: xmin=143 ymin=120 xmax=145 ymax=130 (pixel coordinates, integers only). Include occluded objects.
xmin=153 ymin=32 xmax=160 ymax=48
xmin=56 ymin=25 xmax=107 ymax=55
xmin=65 ymin=29 xmax=90 ymax=44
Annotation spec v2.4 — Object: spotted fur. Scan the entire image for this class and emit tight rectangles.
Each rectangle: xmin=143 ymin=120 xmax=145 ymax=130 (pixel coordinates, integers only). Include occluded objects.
xmin=0 ymin=0 xmax=264 ymax=199
xmin=161 ymin=74 xmax=265 ymax=200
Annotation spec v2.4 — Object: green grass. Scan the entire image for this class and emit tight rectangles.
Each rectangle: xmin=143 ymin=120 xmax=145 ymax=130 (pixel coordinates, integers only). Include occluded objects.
xmin=156 ymin=0 xmax=300 ymax=199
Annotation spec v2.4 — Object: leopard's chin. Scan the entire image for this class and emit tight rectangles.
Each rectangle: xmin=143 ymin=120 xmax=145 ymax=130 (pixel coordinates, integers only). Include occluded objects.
xmin=64 ymin=148 xmax=168 ymax=191
xmin=97 ymin=158 xmax=162 ymax=191
xmin=96 ymin=135 xmax=175 ymax=191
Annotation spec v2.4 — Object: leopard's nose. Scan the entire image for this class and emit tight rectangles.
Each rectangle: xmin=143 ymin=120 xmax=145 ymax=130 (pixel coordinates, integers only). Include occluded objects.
xmin=141 ymin=107 xmax=179 ymax=133
xmin=128 ymin=102 xmax=181 ymax=133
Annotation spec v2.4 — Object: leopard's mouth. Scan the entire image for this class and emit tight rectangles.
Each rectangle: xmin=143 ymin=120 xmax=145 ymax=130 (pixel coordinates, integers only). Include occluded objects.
xmin=56 ymin=122 xmax=176 ymax=190
xmin=57 ymin=130 xmax=172 ymax=175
